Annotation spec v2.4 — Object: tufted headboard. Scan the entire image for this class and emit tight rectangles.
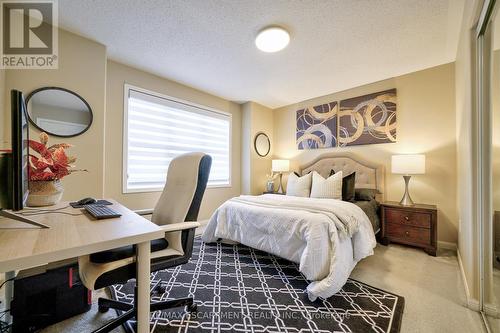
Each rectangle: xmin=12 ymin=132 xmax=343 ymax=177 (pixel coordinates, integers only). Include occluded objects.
xmin=300 ymin=153 xmax=385 ymax=201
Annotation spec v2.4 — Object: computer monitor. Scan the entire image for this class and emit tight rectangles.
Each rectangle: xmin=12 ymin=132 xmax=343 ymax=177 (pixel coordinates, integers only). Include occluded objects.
xmin=0 ymin=90 xmax=49 ymax=228
xmin=11 ymin=89 xmax=29 ymax=210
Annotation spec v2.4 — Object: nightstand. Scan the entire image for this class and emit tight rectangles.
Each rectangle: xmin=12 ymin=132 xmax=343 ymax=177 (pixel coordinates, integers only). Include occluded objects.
xmin=380 ymin=201 xmax=437 ymax=256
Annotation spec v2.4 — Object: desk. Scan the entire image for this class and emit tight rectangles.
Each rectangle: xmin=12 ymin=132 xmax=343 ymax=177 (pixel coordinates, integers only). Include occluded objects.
xmin=0 ymin=200 xmax=164 ymax=333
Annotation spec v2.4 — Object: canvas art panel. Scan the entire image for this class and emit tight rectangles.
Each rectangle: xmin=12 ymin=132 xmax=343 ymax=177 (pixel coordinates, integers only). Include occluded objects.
xmin=296 ymin=102 xmax=338 ymax=150
xmin=338 ymin=89 xmax=397 ymax=147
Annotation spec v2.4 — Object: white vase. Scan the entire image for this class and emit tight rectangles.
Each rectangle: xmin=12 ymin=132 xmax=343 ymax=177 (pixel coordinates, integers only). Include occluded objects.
xmin=266 ymin=180 xmax=275 ymax=192
xmin=27 ymin=180 xmax=64 ymax=207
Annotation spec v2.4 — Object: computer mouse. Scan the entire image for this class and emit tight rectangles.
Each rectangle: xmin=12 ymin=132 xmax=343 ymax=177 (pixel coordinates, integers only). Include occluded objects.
xmin=77 ymin=197 xmax=97 ymax=205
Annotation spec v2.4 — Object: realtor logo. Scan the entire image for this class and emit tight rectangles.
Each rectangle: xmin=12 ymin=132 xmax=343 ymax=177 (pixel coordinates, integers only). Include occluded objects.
xmin=1 ymin=0 xmax=58 ymax=69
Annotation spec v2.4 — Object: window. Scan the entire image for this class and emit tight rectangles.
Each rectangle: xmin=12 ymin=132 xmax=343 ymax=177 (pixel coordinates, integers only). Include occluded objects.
xmin=123 ymin=85 xmax=231 ymax=193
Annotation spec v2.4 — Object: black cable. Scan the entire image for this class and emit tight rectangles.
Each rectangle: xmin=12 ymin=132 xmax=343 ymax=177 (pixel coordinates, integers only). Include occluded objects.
xmin=20 ymin=211 xmax=83 ymax=217
xmin=22 ymin=205 xmax=71 ymax=213
xmin=0 ymin=278 xmax=14 ymax=290
xmin=20 ymin=205 xmax=84 ymax=217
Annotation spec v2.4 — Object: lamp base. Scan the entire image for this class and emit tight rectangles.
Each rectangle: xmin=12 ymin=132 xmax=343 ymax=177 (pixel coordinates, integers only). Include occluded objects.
xmin=277 ymin=173 xmax=284 ymax=194
xmin=399 ymin=175 xmax=415 ymax=206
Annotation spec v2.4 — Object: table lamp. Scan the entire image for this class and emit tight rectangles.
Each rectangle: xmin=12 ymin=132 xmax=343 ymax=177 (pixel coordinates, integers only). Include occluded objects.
xmin=391 ymin=154 xmax=425 ymax=206
xmin=272 ymin=159 xmax=290 ymax=194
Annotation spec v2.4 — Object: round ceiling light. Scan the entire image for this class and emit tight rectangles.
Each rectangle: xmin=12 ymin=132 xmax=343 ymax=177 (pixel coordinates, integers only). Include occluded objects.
xmin=255 ymin=26 xmax=290 ymax=53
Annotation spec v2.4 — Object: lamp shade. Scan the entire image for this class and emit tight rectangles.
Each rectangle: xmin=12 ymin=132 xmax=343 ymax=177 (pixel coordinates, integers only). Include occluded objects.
xmin=391 ymin=154 xmax=425 ymax=175
xmin=272 ymin=159 xmax=290 ymax=172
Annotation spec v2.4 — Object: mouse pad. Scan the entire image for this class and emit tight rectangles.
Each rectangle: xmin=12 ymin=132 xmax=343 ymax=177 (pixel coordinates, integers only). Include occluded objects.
xmin=70 ymin=200 xmax=113 ymax=208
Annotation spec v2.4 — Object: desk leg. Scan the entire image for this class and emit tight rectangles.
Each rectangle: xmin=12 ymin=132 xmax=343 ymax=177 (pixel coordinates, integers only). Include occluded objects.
xmin=136 ymin=241 xmax=150 ymax=333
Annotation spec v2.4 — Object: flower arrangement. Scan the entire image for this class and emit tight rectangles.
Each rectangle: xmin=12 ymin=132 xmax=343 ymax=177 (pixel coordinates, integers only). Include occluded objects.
xmin=28 ymin=132 xmax=85 ymax=181
xmin=265 ymin=172 xmax=279 ymax=192
xmin=266 ymin=172 xmax=279 ymax=183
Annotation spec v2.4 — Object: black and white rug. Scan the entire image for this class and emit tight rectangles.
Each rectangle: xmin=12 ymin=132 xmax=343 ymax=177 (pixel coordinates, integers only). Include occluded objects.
xmin=109 ymin=238 xmax=404 ymax=333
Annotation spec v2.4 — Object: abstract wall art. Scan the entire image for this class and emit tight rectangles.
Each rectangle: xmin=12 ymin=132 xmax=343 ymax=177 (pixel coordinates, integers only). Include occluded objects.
xmin=296 ymin=102 xmax=338 ymax=150
xmin=338 ymin=89 xmax=397 ymax=147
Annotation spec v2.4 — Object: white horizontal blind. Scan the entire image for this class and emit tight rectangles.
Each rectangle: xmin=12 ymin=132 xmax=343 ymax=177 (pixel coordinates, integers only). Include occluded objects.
xmin=124 ymin=87 xmax=231 ymax=192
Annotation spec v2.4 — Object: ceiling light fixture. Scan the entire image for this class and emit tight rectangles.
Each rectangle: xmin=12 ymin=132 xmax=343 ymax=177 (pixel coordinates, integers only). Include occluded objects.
xmin=255 ymin=26 xmax=290 ymax=53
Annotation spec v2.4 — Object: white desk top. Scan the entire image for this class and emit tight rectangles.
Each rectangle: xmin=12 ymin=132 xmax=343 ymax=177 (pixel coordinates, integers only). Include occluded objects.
xmin=0 ymin=200 xmax=164 ymax=272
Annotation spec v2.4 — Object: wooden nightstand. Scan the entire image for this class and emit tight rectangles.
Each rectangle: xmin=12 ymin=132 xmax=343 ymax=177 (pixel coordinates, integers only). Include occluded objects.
xmin=380 ymin=201 xmax=437 ymax=256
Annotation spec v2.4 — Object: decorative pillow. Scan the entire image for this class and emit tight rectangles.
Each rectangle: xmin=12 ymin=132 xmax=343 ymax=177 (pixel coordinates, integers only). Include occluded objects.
xmin=293 ymin=171 xmax=312 ymax=177
xmin=286 ymin=172 xmax=312 ymax=197
xmin=342 ymin=172 xmax=356 ymax=202
xmin=310 ymin=171 xmax=343 ymax=199
xmin=330 ymin=170 xmax=356 ymax=202
xmin=355 ymin=188 xmax=380 ymax=201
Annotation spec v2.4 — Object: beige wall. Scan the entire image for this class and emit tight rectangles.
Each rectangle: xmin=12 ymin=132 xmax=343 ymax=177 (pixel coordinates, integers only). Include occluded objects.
xmin=105 ymin=60 xmax=241 ymax=220
xmin=241 ymin=102 xmax=273 ymax=195
xmin=1 ymin=29 xmax=242 ymax=220
xmin=0 ymin=69 xmax=5 ymax=148
xmin=241 ymin=103 xmax=252 ymax=194
xmin=273 ymin=63 xmax=458 ymax=244
xmin=3 ymin=29 xmax=107 ymax=201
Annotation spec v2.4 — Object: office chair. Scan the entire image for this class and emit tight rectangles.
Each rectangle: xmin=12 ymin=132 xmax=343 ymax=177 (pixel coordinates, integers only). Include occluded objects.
xmin=78 ymin=152 xmax=212 ymax=333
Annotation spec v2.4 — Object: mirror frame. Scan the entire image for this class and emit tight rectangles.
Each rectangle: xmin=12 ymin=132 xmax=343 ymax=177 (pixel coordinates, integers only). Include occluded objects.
xmin=254 ymin=132 xmax=271 ymax=157
xmin=25 ymin=86 xmax=94 ymax=138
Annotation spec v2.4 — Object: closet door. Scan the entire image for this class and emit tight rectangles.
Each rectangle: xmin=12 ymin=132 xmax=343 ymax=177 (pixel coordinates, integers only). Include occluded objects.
xmin=489 ymin=7 xmax=500 ymax=331
xmin=479 ymin=0 xmax=500 ymax=330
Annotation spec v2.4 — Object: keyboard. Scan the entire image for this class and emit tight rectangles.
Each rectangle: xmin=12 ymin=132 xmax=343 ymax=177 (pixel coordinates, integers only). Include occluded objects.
xmin=84 ymin=205 xmax=122 ymax=219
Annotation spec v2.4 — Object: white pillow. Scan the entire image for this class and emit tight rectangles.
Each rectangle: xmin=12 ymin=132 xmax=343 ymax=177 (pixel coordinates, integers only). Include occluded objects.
xmin=286 ymin=172 xmax=312 ymax=197
xmin=310 ymin=170 xmax=343 ymax=199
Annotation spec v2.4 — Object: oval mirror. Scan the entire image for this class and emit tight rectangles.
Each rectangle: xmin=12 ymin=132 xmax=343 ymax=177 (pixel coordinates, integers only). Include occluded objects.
xmin=26 ymin=87 xmax=93 ymax=137
xmin=254 ymin=132 xmax=271 ymax=157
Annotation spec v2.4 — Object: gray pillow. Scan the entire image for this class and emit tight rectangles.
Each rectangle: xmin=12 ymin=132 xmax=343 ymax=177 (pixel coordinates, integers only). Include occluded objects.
xmin=355 ymin=188 xmax=380 ymax=201
xmin=329 ymin=169 xmax=356 ymax=202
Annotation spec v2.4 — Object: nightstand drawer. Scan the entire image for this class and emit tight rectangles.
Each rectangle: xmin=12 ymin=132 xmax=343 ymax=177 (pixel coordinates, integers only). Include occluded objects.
xmin=385 ymin=208 xmax=431 ymax=229
xmin=386 ymin=223 xmax=431 ymax=246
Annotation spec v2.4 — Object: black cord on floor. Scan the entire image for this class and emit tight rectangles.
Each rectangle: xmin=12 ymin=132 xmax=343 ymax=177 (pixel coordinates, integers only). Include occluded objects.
xmin=0 ymin=280 xmax=13 ymax=333
xmin=0 ymin=278 xmax=14 ymax=290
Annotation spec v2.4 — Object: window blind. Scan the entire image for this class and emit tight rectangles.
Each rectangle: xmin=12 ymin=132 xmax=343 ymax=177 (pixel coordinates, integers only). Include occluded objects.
xmin=124 ymin=87 xmax=231 ymax=192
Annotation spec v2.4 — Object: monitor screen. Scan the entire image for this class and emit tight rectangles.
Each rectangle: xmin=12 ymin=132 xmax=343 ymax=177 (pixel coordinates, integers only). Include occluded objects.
xmin=21 ymin=98 xmax=29 ymax=206
xmin=11 ymin=90 xmax=29 ymax=211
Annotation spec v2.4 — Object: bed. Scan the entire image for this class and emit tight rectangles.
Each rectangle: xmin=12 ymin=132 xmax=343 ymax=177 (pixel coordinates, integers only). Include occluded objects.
xmin=202 ymin=153 xmax=384 ymax=301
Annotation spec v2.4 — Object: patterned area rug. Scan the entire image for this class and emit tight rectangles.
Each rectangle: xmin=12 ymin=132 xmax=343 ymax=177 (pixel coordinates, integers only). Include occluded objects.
xmin=109 ymin=237 xmax=404 ymax=333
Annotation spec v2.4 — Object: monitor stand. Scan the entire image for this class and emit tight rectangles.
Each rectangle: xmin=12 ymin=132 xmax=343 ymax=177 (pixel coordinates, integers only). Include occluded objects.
xmin=0 ymin=209 xmax=50 ymax=229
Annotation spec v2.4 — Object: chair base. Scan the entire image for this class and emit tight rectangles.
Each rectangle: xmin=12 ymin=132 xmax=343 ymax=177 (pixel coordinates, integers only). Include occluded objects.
xmin=93 ymin=296 xmax=196 ymax=333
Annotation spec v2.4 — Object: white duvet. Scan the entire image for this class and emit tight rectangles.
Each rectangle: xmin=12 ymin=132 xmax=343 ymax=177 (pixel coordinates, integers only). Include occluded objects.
xmin=202 ymin=194 xmax=376 ymax=301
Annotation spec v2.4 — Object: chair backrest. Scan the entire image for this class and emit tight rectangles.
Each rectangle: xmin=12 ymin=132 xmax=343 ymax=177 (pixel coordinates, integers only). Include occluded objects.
xmin=152 ymin=152 xmax=212 ymax=225
xmin=151 ymin=153 xmax=212 ymax=252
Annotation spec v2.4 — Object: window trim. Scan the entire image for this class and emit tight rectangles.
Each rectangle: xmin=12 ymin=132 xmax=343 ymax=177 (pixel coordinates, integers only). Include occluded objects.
xmin=122 ymin=84 xmax=232 ymax=194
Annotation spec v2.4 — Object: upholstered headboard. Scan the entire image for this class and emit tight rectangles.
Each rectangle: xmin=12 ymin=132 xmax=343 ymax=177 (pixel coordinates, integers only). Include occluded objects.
xmin=299 ymin=153 xmax=385 ymax=201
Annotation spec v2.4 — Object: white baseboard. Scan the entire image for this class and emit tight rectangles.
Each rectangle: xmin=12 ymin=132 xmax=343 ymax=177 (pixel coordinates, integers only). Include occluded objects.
xmin=484 ymin=303 xmax=500 ymax=318
xmin=457 ymin=248 xmax=481 ymax=311
xmin=438 ymin=241 xmax=457 ymax=251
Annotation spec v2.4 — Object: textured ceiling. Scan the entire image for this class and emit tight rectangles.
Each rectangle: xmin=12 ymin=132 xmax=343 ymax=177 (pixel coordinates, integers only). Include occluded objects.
xmin=58 ymin=0 xmax=465 ymax=108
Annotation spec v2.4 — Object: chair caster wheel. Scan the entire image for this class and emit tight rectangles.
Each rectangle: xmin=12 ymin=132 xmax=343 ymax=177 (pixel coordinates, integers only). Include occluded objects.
xmin=156 ymin=285 xmax=166 ymax=294
xmin=98 ymin=305 xmax=109 ymax=313
xmin=187 ymin=303 xmax=197 ymax=312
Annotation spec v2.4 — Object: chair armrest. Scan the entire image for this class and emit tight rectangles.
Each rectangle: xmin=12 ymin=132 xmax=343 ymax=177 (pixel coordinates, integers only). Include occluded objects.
xmin=159 ymin=222 xmax=200 ymax=233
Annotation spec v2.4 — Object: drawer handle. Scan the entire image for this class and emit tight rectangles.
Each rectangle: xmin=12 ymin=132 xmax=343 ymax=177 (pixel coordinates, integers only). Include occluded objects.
xmin=405 ymin=231 xmax=409 ymax=236
xmin=404 ymin=216 xmax=409 ymax=221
